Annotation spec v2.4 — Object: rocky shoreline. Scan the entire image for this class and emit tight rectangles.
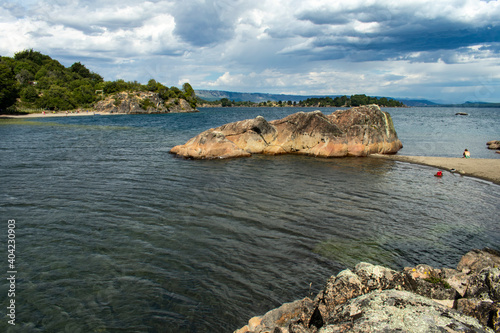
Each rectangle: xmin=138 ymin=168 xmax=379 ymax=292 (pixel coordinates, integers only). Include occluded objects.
xmin=94 ymin=91 xmax=198 ymax=114
xmin=235 ymin=248 xmax=500 ymax=333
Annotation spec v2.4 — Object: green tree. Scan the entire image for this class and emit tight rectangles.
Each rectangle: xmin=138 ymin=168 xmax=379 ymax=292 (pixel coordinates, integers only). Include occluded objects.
xmin=167 ymin=86 xmax=182 ymax=99
xmin=0 ymin=63 xmax=19 ymax=111
xmin=34 ymin=66 xmax=49 ymax=81
xmin=36 ymin=85 xmax=76 ymax=110
xmin=72 ymin=84 xmax=95 ymax=105
xmin=220 ymin=98 xmax=232 ymax=107
xmin=20 ymin=85 xmax=38 ymax=103
xmin=182 ymin=82 xmax=195 ymax=98
xmin=70 ymin=62 xmax=92 ymax=78
xmin=350 ymin=94 xmax=368 ymax=106
xmin=379 ymin=97 xmax=388 ymax=106
xmin=146 ymin=79 xmax=158 ymax=92
xmin=14 ymin=49 xmax=51 ymax=66
xmin=158 ymin=85 xmax=170 ymax=100
xmin=15 ymin=69 xmax=35 ymax=85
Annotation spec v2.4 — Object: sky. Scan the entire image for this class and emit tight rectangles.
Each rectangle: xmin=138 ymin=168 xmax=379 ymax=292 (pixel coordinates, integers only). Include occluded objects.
xmin=1 ymin=0 xmax=500 ymax=103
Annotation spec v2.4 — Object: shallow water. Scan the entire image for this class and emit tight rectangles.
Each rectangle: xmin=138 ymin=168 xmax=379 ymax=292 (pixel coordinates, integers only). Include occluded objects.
xmin=0 ymin=107 xmax=499 ymax=332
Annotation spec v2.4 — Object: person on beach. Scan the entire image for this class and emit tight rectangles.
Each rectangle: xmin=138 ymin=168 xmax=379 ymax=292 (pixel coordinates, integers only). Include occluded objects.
xmin=463 ymin=149 xmax=471 ymax=158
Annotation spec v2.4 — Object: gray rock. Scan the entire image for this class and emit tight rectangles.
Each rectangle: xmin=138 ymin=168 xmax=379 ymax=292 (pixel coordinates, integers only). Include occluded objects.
xmin=94 ymin=92 xmax=197 ymax=114
xmin=457 ymin=298 xmax=497 ymax=329
xmin=320 ymin=290 xmax=494 ymax=333
xmin=319 ymin=269 xmax=365 ymax=321
xmin=255 ymin=298 xmax=314 ymax=333
xmin=354 ymin=262 xmax=398 ymax=291
xmin=400 ymin=270 xmax=458 ymax=302
xmin=487 ymin=268 xmax=500 ymax=302
xmin=235 ymin=249 xmax=500 ymax=333
xmin=457 ymin=248 xmax=500 ymax=273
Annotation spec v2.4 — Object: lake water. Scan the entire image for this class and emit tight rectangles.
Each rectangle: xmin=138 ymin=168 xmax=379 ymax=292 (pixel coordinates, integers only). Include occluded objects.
xmin=0 ymin=107 xmax=499 ymax=332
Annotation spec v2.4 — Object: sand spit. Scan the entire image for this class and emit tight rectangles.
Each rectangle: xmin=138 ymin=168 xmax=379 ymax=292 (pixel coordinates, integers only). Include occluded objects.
xmin=371 ymin=154 xmax=500 ymax=185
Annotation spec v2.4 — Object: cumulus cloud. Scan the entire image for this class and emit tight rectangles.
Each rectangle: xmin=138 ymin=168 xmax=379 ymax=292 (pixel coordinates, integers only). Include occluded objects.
xmin=289 ymin=0 xmax=500 ymax=62
xmin=1 ymin=0 xmax=500 ymax=102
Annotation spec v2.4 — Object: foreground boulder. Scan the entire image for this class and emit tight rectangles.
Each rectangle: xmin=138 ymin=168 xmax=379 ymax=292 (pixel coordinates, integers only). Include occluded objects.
xmin=170 ymin=105 xmax=403 ymax=159
xmin=235 ymin=248 xmax=500 ymax=333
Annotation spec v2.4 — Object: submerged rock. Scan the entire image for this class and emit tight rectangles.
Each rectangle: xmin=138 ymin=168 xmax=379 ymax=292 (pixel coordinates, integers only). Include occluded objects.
xmin=170 ymin=105 xmax=403 ymax=159
xmin=235 ymin=248 xmax=500 ymax=333
xmin=487 ymin=141 xmax=500 ymax=150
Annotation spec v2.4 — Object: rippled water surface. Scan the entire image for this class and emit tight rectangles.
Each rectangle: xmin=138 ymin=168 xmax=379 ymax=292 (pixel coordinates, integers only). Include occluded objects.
xmin=1 ymin=107 xmax=499 ymax=332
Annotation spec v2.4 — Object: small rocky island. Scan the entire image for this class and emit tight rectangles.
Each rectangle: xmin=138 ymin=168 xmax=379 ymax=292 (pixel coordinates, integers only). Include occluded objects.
xmin=170 ymin=105 xmax=403 ymax=159
xmin=235 ymin=248 xmax=500 ymax=333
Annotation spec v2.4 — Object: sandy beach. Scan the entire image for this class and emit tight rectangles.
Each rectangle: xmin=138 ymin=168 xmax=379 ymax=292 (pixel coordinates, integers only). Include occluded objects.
xmin=0 ymin=111 xmax=115 ymax=119
xmin=371 ymin=154 xmax=500 ymax=185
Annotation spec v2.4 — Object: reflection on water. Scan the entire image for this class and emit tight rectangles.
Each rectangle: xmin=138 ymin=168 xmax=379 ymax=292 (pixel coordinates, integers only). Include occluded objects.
xmin=0 ymin=108 xmax=499 ymax=332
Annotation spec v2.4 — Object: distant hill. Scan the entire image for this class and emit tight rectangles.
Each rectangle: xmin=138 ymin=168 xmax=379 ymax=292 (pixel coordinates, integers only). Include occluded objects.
xmin=195 ymin=90 xmax=326 ymax=103
xmin=195 ymin=90 xmax=438 ymax=107
xmin=437 ymin=101 xmax=500 ymax=108
xmin=396 ymin=98 xmax=440 ymax=107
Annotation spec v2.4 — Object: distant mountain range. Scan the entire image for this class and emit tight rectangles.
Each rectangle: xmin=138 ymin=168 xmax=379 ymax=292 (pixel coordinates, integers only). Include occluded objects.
xmin=195 ymin=90 xmax=438 ymax=107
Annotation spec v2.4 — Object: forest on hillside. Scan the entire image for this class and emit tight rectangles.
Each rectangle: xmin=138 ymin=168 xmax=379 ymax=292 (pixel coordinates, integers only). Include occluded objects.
xmin=0 ymin=49 xmax=196 ymax=113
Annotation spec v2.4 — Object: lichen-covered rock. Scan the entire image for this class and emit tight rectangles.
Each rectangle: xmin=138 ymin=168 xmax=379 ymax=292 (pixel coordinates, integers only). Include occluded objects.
xmin=317 ymin=269 xmax=365 ymax=323
xmin=234 ymin=248 xmax=500 ymax=333
xmin=354 ymin=262 xmax=398 ymax=291
xmin=457 ymin=298 xmax=498 ymax=329
xmin=457 ymin=248 xmax=500 ymax=273
xmin=171 ymin=105 xmax=403 ymax=159
xmin=320 ymin=290 xmax=494 ymax=333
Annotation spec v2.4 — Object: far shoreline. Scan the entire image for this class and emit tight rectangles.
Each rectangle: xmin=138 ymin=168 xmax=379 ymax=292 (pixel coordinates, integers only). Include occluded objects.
xmin=371 ymin=154 xmax=500 ymax=185
xmin=0 ymin=110 xmax=117 ymax=119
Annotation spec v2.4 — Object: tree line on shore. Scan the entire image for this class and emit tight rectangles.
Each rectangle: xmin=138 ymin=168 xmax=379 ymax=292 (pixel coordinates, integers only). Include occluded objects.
xmin=200 ymin=94 xmax=405 ymax=108
xmin=0 ymin=49 xmax=196 ymax=113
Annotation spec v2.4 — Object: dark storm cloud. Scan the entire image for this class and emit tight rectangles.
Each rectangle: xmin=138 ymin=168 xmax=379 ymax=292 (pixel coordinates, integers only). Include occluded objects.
xmin=292 ymin=4 xmax=500 ymax=62
xmin=172 ymin=0 xmax=239 ymax=46
xmin=2 ymin=0 xmax=500 ymax=102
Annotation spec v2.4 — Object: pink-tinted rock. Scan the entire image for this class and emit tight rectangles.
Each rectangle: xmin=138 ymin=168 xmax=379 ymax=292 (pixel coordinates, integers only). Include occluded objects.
xmin=457 ymin=248 xmax=500 ymax=273
xmin=170 ymin=105 xmax=403 ymax=159
xmin=169 ymin=130 xmax=251 ymax=159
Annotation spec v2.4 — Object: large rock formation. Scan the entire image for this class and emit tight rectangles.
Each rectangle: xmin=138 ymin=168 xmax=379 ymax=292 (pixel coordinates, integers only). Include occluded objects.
xmin=95 ymin=91 xmax=198 ymax=114
xmin=235 ymin=248 xmax=500 ymax=333
xmin=170 ymin=105 xmax=403 ymax=159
